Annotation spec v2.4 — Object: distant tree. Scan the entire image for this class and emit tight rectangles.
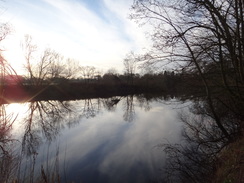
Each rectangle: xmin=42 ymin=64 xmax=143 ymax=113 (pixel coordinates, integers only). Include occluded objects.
xmin=36 ymin=48 xmax=62 ymax=85
xmin=0 ymin=23 xmax=17 ymax=85
xmin=22 ymin=35 xmax=80 ymax=85
xmin=80 ymin=66 xmax=97 ymax=82
xmin=103 ymin=68 xmax=121 ymax=85
xmin=48 ymin=50 xmax=65 ymax=78
xmin=22 ymin=39 xmax=57 ymax=86
xmin=21 ymin=34 xmax=37 ymax=84
xmin=63 ymin=58 xmax=80 ymax=79
xmin=124 ymin=52 xmax=137 ymax=84
xmin=106 ymin=67 xmax=118 ymax=76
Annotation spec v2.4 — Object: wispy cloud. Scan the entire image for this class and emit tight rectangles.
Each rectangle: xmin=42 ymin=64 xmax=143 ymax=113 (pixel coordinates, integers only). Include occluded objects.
xmin=1 ymin=0 xmax=150 ymax=73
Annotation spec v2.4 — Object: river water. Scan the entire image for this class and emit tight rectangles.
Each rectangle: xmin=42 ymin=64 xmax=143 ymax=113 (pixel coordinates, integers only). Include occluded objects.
xmin=2 ymin=94 xmax=191 ymax=183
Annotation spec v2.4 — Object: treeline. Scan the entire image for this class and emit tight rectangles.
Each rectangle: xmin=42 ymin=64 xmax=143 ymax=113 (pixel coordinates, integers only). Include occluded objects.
xmin=8 ymin=71 xmax=185 ymax=101
xmin=0 ymin=68 xmax=204 ymax=103
xmin=0 ymin=34 xmax=203 ymax=103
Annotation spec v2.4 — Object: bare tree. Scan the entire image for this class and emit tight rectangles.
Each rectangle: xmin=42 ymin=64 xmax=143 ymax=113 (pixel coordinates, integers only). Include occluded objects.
xmin=130 ymin=0 xmax=244 ymax=139
xmin=0 ymin=23 xmax=11 ymax=42
xmin=63 ymin=58 xmax=80 ymax=79
xmin=80 ymin=66 xmax=97 ymax=82
xmin=124 ymin=52 xmax=137 ymax=84
xmin=21 ymin=35 xmax=37 ymax=84
xmin=48 ymin=50 xmax=65 ymax=78
xmin=0 ymin=23 xmax=18 ymax=85
xmin=131 ymin=0 xmax=244 ymax=95
xmin=21 ymin=35 xmax=52 ymax=86
xmin=22 ymin=35 xmax=81 ymax=85
xmin=106 ymin=67 xmax=118 ymax=76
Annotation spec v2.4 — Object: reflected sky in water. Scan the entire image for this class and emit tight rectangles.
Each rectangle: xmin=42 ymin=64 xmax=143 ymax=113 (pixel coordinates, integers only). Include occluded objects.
xmin=8 ymin=96 xmax=188 ymax=183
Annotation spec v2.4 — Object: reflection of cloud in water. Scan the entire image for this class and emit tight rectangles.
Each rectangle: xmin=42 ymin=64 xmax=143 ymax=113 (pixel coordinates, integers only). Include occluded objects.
xmin=58 ymin=107 xmax=126 ymax=161
xmin=99 ymin=103 xmax=182 ymax=182
xmin=54 ymin=104 xmax=127 ymax=182
xmin=5 ymin=97 xmax=186 ymax=183
xmin=54 ymin=99 xmax=183 ymax=182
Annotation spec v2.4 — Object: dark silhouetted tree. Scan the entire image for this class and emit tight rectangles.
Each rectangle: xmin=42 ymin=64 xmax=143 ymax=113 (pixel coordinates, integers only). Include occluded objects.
xmin=130 ymin=0 xmax=244 ymax=139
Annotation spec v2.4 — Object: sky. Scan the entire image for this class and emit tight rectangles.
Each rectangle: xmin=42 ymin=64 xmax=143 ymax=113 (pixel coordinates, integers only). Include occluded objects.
xmin=0 ymin=0 xmax=150 ymax=75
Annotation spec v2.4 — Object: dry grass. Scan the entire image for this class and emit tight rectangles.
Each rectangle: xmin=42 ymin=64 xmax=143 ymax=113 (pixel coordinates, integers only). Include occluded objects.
xmin=214 ymin=136 xmax=244 ymax=183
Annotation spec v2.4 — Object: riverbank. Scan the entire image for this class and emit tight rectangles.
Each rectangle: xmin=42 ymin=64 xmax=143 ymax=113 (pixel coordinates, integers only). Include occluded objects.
xmin=0 ymin=82 xmax=181 ymax=104
xmin=0 ymin=84 xmax=243 ymax=182
xmin=214 ymin=135 xmax=244 ymax=183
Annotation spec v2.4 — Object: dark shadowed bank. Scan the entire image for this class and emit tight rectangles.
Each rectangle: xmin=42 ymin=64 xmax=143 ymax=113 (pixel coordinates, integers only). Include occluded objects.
xmin=214 ymin=136 xmax=244 ymax=183
xmin=0 ymin=72 xmax=191 ymax=104
xmin=0 ymin=83 xmax=166 ymax=104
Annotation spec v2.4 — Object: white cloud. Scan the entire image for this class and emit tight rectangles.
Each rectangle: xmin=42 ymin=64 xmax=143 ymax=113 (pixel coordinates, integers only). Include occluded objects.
xmin=103 ymin=0 xmax=152 ymax=51
xmin=1 ymin=0 xmax=151 ymax=74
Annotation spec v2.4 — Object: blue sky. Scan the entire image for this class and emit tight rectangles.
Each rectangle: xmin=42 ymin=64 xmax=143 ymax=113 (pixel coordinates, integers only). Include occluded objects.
xmin=1 ymin=0 xmax=150 ymax=74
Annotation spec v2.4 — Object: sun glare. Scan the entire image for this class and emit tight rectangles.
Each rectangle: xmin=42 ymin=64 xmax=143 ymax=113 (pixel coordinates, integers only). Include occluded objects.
xmin=4 ymin=102 xmax=29 ymax=118
xmin=3 ymin=103 xmax=29 ymax=138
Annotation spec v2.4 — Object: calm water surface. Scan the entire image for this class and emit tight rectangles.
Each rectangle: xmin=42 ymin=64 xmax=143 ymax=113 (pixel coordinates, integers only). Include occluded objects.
xmin=5 ymin=95 xmax=190 ymax=183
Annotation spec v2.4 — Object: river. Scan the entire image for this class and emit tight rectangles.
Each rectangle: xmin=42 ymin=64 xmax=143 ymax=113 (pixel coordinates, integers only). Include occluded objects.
xmin=1 ymin=94 xmax=192 ymax=183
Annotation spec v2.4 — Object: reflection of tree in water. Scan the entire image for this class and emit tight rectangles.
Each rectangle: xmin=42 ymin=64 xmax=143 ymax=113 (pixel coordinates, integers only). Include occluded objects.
xmin=39 ymin=144 xmax=61 ymax=183
xmin=0 ymin=100 xmax=70 ymax=182
xmin=137 ymin=94 xmax=151 ymax=112
xmin=18 ymin=100 xmax=73 ymax=182
xmin=21 ymin=101 xmax=71 ymax=155
xmin=0 ymin=25 xmax=23 ymax=182
xmin=18 ymin=98 xmax=102 ymax=182
xmin=78 ymin=99 xmax=101 ymax=119
xmin=66 ymin=98 xmax=103 ymax=128
xmin=161 ymin=99 xmax=242 ymax=183
xmin=123 ymin=95 xmax=135 ymax=122
xmin=0 ymin=104 xmax=19 ymax=183
xmin=82 ymin=99 xmax=98 ymax=118
xmin=103 ymin=97 xmax=121 ymax=112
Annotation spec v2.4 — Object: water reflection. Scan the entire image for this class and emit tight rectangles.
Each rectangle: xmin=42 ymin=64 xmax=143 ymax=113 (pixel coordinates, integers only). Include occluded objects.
xmin=103 ymin=97 xmax=121 ymax=112
xmin=123 ymin=95 xmax=135 ymax=122
xmin=1 ymin=95 xmax=187 ymax=183
xmin=161 ymin=98 xmax=242 ymax=183
xmin=0 ymin=104 xmax=19 ymax=183
xmin=22 ymin=101 xmax=72 ymax=155
xmin=16 ymin=101 xmax=74 ymax=183
xmin=80 ymin=99 xmax=100 ymax=118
